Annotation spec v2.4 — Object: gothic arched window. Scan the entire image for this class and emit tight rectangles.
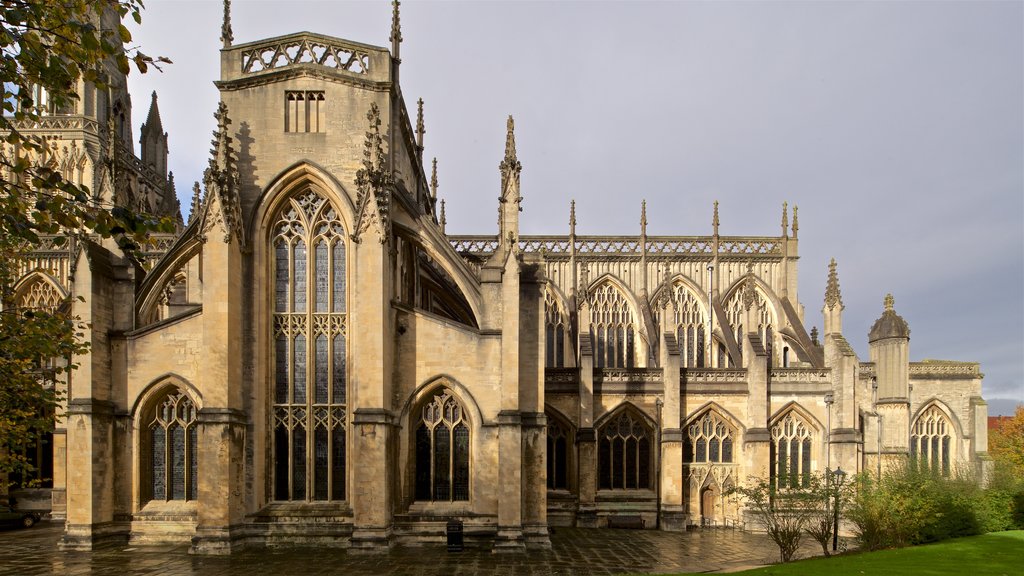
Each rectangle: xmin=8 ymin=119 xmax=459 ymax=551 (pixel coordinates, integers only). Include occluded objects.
xmin=546 ymin=416 xmax=571 ymax=490
xmin=544 ymin=290 xmax=568 ymax=368
xmin=598 ymin=411 xmax=651 ymax=490
xmin=17 ymin=276 xmax=63 ymax=311
xmin=415 ymin=389 xmax=470 ymax=501
xmin=146 ymin=389 xmax=198 ymax=502
xmin=684 ymin=411 xmax=734 ymax=463
xmin=272 ymin=190 xmax=347 ymax=502
xmin=771 ymin=412 xmax=813 ymax=489
xmin=590 ymin=283 xmax=637 ymax=369
xmin=666 ymin=282 xmax=707 ymax=368
xmin=723 ymin=281 xmax=776 ymax=367
xmin=911 ymin=405 xmax=953 ymax=476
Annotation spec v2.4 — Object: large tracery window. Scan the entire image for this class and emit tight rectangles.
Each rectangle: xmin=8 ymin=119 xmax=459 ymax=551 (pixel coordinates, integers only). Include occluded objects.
xmin=666 ymin=282 xmax=707 ymax=368
xmin=598 ymin=410 xmax=651 ymax=490
xmin=546 ymin=415 xmax=571 ymax=490
xmin=415 ymin=389 xmax=470 ymax=501
xmin=147 ymin=389 xmax=198 ymax=502
xmin=911 ymin=405 xmax=953 ymax=476
xmin=544 ymin=290 xmax=568 ymax=368
xmin=590 ymin=283 xmax=637 ymax=369
xmin=684 ymin=411 xmax=734 ymax=463
xmin=723 ymin=283 xmax=776 ymax=367
xmin=771 ymin=412 xmax=813 ymax=489
xmin=272 ymin=190 xmax=347 ymax=502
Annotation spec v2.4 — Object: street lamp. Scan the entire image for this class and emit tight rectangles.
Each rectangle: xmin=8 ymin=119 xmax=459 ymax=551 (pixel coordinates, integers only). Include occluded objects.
xmin=832 ymin=466 xmax=847 ymax=552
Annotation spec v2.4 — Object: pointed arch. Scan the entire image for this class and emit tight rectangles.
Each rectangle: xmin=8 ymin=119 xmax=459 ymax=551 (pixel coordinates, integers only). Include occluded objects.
xmin=12 ymin=271 xmax=66 ymax=311
xmin=544 ymin=285 xmax=571 ymax=368
xmin=595 ymin=402 xmax=654 ymax=490
xmin=722 ymin=275 xmax=782 ymax=366
xmin=407 ymin=379 xmax=474 ymax=502
xmin=586 ymin=275 xmax=643 ymax=369
xmin=911 ymin=399 xmax=960 ymax=476
xmin=683 ymin=404 xmax=739 ymax=465
xmin=545 ymin=407 xmax=575 ymax=491
xmin=133 ymin=376 xmax=201 ymax=504
xmin=656 ymin=275 xmax=710 ymax=368
xmin=769 ymin=403 xmax=818 ymax=489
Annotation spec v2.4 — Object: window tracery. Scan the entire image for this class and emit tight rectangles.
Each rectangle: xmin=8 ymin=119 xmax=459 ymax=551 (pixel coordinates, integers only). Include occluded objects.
xmin=18 ymin=276 xmax=62 ymax=311
xmin=589 ymin=283 xmax=636 ymax=369
xmin=723 ymin=284 xmax=775 ymax=367
xmin=911 ymin=405 xmax=953 ymax=476
xmin=771 ymin=412 xmax=813 ymax=489
xmin=666 ymin=282 xmax=706 ymax=368
xmin=598 ymin=411 xmax=651 ymax=490
xmin=684 ymin=411 xmax=734 ymax=463
xmin=147 ymin=390 xmax=198 ymax=502
xmin=415 ymin=389 xmax=470 ymax=501
xmin=546 ymin=416 xmax=570 ymax=490
xmin=544 ymin=290 xmax=567 ymax=368
xmin=272 ymin=190 xmax=347 ymax=502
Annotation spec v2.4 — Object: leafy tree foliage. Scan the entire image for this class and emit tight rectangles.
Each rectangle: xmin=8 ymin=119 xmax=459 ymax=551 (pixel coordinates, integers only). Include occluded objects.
xmin=729 ymin=475 xmax=838 ymax=562
xmin=989 ymin=405 xmax=1024 ymax=478
xmin=1 ymin=1 xmax=170 ymax=483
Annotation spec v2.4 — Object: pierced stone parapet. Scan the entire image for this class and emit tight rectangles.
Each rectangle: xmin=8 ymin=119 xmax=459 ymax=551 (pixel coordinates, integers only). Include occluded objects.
xmin=449 ymin=235 xmax=781 ymax=259
xmin=240 ymin=34 xmax=372 ymax=75
xmin=769 ymin=368 xmax=831 ymax=383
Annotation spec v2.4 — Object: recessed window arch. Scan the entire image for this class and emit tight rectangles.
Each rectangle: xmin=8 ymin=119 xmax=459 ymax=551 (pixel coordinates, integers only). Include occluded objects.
xmin=272 ymin=189 xmax=347 ymax=502
xmin=546 ymin=411 xmax=574 ymax=490
xmin=598 ymin=409 xmax=652 ymax=490
xmin=663 ymin=281 xmax=707 ymax=368
xmin=911 ymin=404 xmax=954 ymax=476
xmin=684 ymin=410 xmax=735 ymax=464
xmin=589 ymin=281 xmax=638 ymax=369
xmin=723 ymin=282 xmax=777 ymax=367
xmin=414 ymin=388 xmax=470 ymax=502
xmin=16 ymin=274 xmax=64 ymax=311
xmin=771 ymin=411 xmax=813 ymax=489
xmin=144 ymin=388 xmax=198 ymax=502
xmin=544 ymin=289 xmax=568 ymax=368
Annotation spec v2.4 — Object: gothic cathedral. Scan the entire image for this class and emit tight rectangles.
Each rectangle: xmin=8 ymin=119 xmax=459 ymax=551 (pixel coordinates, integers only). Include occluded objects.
xmin=6 ymin=3 xmax=990 ymax=553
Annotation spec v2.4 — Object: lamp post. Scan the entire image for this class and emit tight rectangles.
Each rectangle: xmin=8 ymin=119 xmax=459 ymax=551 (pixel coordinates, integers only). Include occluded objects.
xmin=832 ymin=466 xmax=847 ymax=552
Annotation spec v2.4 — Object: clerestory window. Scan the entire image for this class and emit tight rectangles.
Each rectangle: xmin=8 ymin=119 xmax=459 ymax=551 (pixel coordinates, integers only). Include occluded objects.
xmin=544 ymin=290 xmax=567 ymax=368
xmin=272 ymin=190 xmax=347 ymax=502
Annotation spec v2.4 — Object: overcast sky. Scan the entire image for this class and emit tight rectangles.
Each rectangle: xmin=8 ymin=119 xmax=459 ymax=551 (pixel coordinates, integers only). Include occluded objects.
xmin=125 ymin=0 xmax=1023 ymax=415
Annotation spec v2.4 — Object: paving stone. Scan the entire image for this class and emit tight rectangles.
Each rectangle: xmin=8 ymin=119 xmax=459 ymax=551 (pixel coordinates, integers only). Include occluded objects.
xmin=0 ymin=522 xmax=828 ymax=575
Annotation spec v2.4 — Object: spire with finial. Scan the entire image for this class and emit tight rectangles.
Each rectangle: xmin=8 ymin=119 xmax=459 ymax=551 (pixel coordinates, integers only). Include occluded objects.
xmin=569 ymin=199 xmax=577 ymax=236
xmin=390 ymin=0 xmax=402 ymax=60
xmin=439 ymin=199 xmax=447 ymax=235
xmin=189 ymin=181 xmax=202 ymax=224
xmin=741 ymin=261 xmax=757 ymax=310
xmin=416 ymin=98 xmax=425 ymax=151
xmin=221 ymin=0 xmax=233 ymax=48
xmin=792 ymin=205 xmax=799 ymax=239
xmin=781 ymin=201 xmax=789 ymax=237
xmin=430 ymin=157 xmax=438 ymax=199
xmin=884 ymin=293 xmax=894 ymax=312
xmin=640 ymin=200 xmax=648 ymax=236
xmin=501 ymin=115 xmax=518 ymax=170
xmin=824 ymin=258 xmax=844 ymax=310
xmin=712 ymin=200 xmax=720 ymax=236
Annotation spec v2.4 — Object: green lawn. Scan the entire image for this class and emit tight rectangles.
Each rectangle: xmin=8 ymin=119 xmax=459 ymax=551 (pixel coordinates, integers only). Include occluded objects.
xmin=662 ymin=531 xmax=1024 ymax=576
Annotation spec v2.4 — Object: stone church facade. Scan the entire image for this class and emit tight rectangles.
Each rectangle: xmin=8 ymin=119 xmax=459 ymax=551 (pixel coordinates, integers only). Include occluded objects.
xmin=7 ymin=3 xmax=990 ymax=554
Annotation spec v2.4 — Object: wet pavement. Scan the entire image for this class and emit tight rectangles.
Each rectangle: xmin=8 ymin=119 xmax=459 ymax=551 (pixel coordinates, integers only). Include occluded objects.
xmin=0 ymin=521 xmax=826 ymax=575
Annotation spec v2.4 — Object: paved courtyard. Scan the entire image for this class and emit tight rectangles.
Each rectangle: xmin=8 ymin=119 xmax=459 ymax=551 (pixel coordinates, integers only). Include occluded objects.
xmin=0 ymin=521 xmax=826 ymax=575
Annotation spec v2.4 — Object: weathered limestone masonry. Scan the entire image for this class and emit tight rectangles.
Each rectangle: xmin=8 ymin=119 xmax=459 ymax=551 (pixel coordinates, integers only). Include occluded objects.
xmin=8 ymin=1 xmax=989 ymax=553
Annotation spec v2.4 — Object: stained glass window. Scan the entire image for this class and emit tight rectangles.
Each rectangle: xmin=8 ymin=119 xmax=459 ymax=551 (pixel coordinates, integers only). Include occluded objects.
xmin=589 ymin=283 xmax=637 ymax=368
xmin=598 ymin=411 xmax=651 ymax=490
xmin=911 ymin=405 xmax=954 ymax=476
xmin=414 ymin=389 xmax=470 ymax=501
xmin=272 ymin=191 xmax=347 ymax=501
xmin=685 ymin=411 xmax=734 ymax=463
xmin=723 ymin=281 xmax=777 ymax=368
xmin=547 ymin=418 xmax=570 ymax=490
xmin=147 ymin=389 xmax=197 ymax=502
xmin=771 ymin=412 xmax=813 ymax=489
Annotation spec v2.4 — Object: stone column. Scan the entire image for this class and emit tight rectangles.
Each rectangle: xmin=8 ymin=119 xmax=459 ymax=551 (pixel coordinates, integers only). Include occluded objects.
xmin=659 ymin=332 xmax=686 ymax=530
xmin=520 ymin=270 xmax=549 ymax=547
xmin=576 ymin=333 xmax=598 ymax=527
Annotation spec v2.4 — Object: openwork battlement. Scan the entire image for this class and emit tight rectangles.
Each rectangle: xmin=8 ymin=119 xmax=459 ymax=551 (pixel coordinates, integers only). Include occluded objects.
xmin=237 ymin=33 xmax=376 ymax=76
xmin=449 ymin=235 xmax=782 ymax=259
